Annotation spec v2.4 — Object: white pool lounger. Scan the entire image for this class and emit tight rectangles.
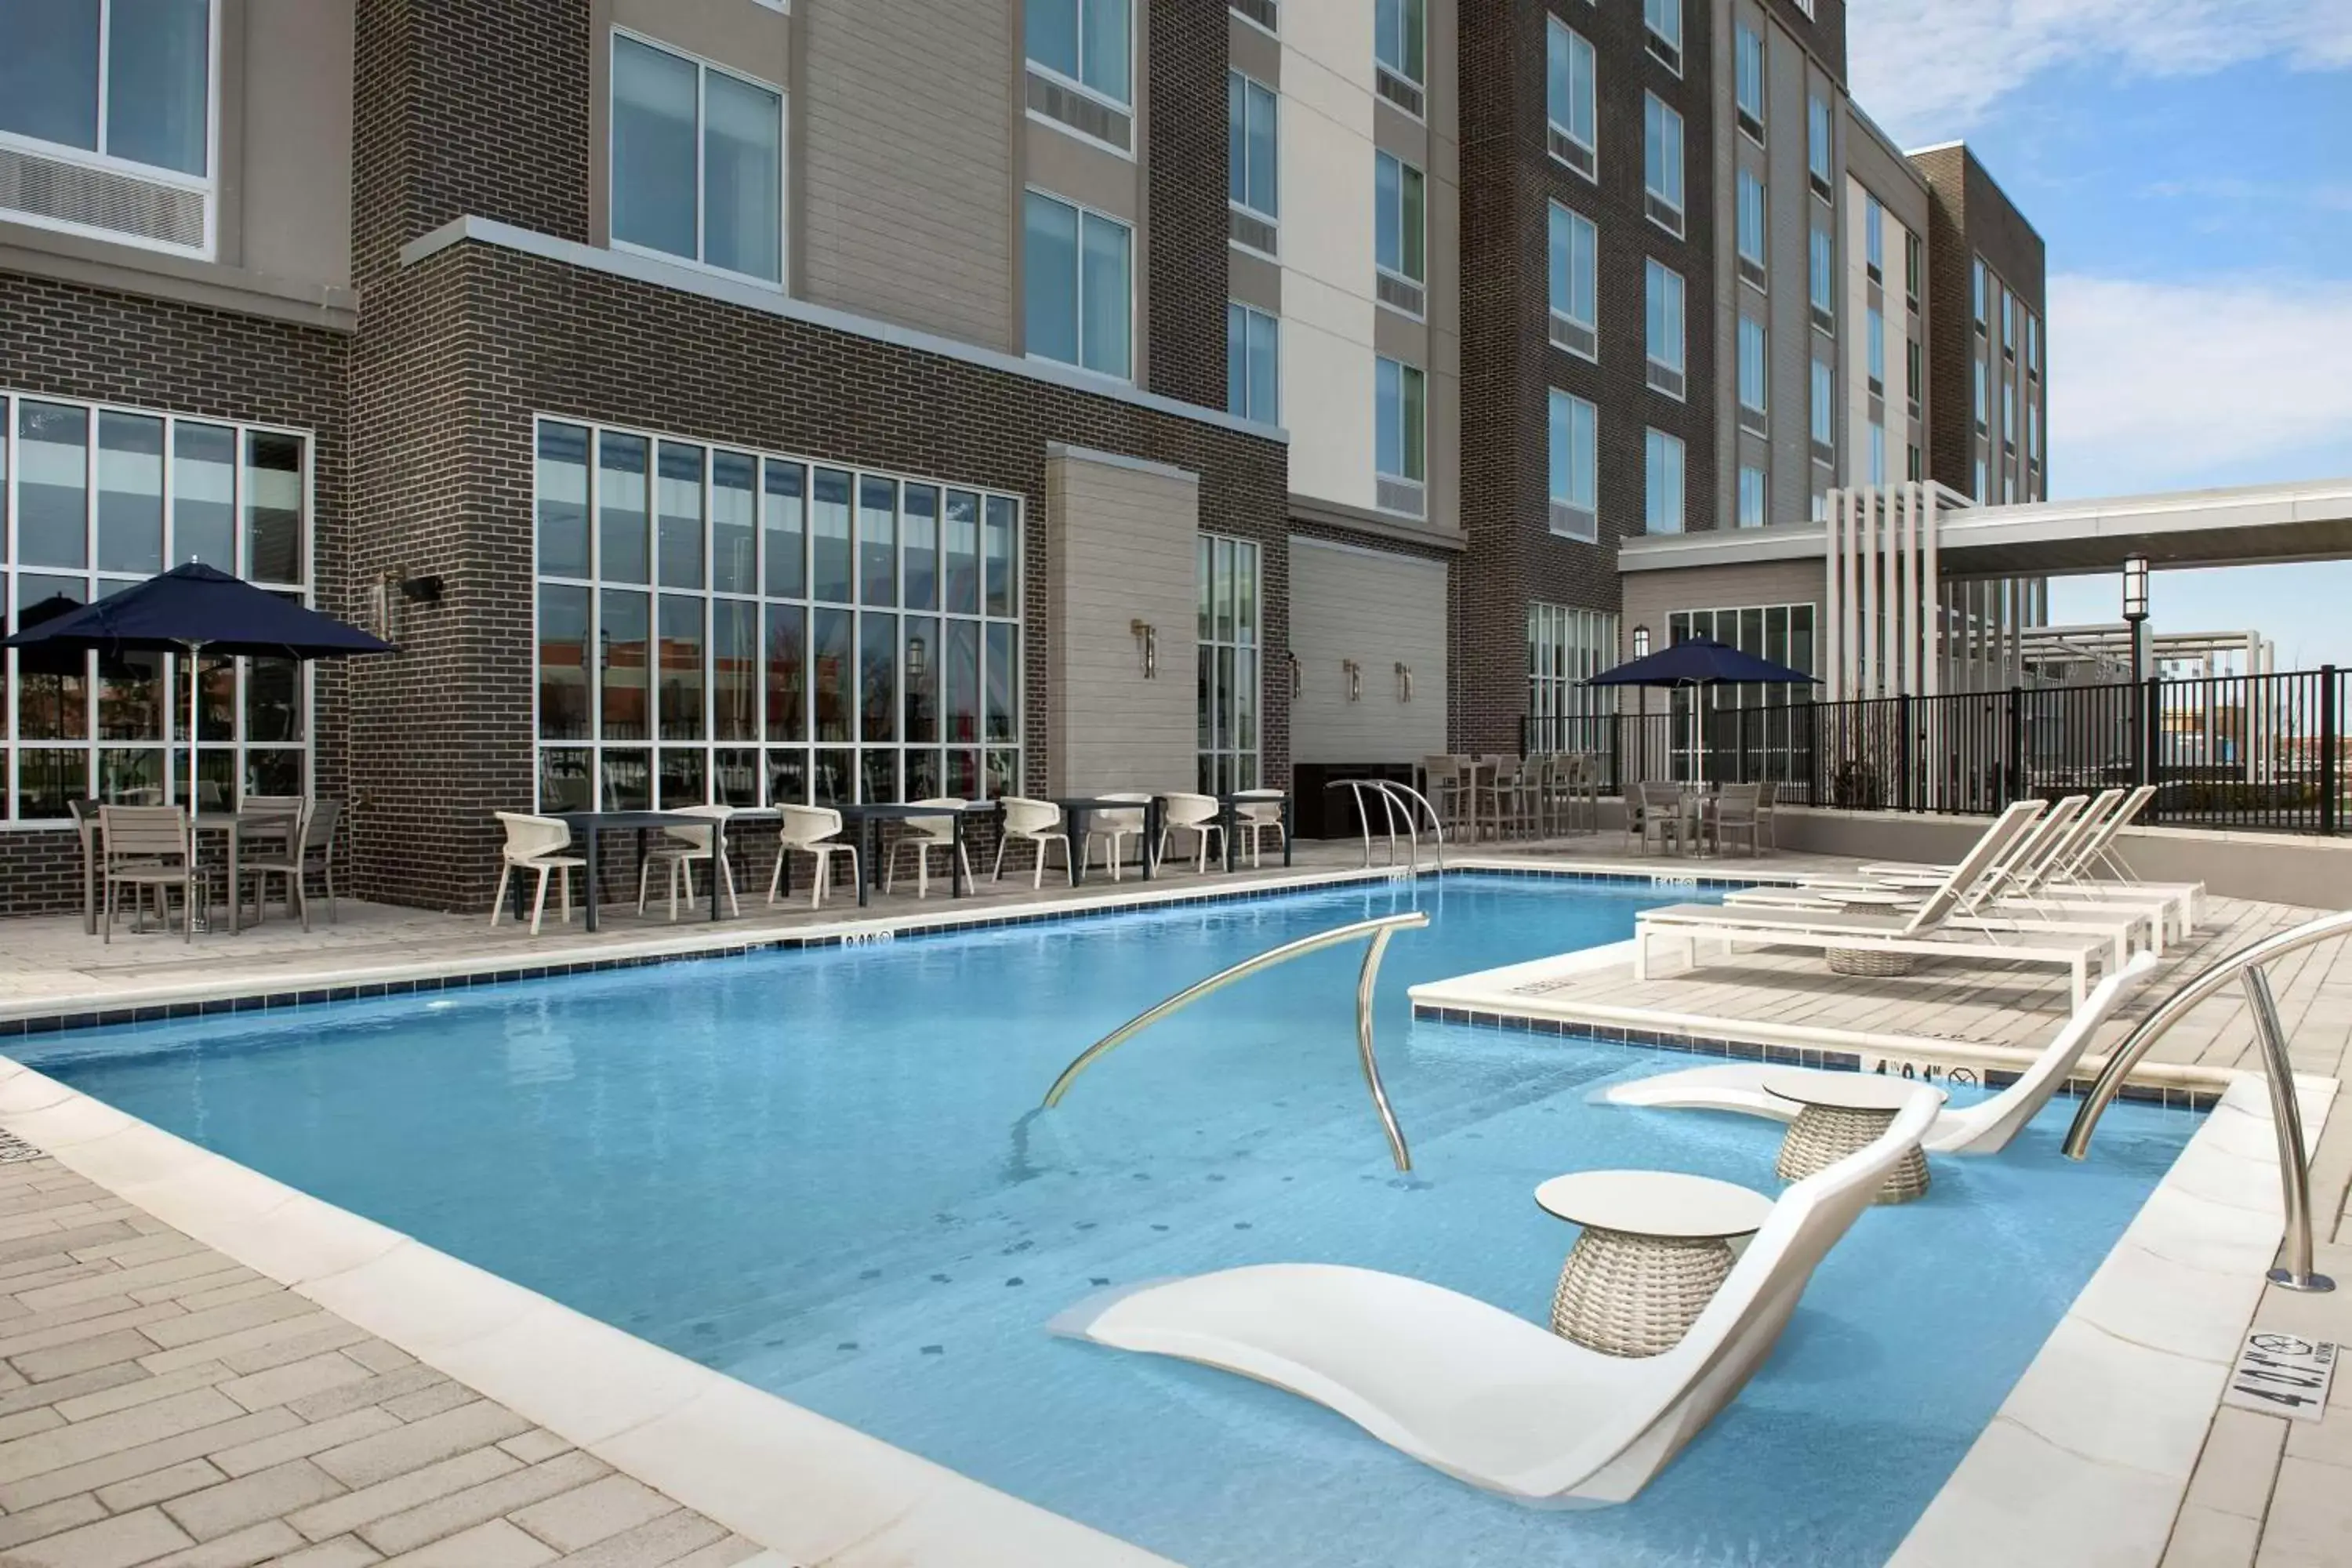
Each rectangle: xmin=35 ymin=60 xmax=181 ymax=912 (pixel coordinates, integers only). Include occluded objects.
xmin=1599 ymin=951 xmax=2158 ymax=1156
xmin=1051 ymin=1087 xmax=1940 ymax=1508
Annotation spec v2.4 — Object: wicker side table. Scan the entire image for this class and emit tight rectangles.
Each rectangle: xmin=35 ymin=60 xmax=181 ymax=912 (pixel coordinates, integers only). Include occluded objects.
xmin=1534 ymin=1171 xmax=1775 ymax=1358
xmin=1762 ymin=1072 xmax=1946 ymax=1204
xmin=1819 ymin=891 xmax=1918 ymax=976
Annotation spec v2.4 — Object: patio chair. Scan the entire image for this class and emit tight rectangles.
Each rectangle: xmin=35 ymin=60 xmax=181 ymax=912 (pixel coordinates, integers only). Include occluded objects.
xmin=1475 ymin=757 xmax=1530 ymax=840
xmin=885 ymin=797 xmax=973 ymax=898
xmin=1627 ymin=781 xmax=1685 ymax=855
xmin=1601 ymin=950 xmax=2159 ymax=1155
xmin=98 ymin=804 xmax=199 ymax=945
xmin=1420 ymin=757 xmax=1469 ymax=836
xmin=490 ymin=811 xmax=585 ymax=936
xmin=1712 ymin=783 xmax=1764 ymax=857
xmin=768 ymin=803 xmax=858 ymax=909
xmin=1156 ymin=792 xmax=1225 ymax=874
xmin=993 ymin=796 xmax=1073 ymax=888
xmin=636 ymin=804 xmax=740 ymax=922
xmin=1232 ymin=789 xmax=1287 ymax=867
xmin=240 ymin=799 xmax=343 ymax=931
xmin=1079 ymin=793 xmax=1153 ymax=882
xmin=1054 ymin=1085 xmax=1940 ymax=1505
xmin=1754 ymin=779 xmax=1778 ymax=850
xmin=68 ymin=798 xmax=100 ymax=936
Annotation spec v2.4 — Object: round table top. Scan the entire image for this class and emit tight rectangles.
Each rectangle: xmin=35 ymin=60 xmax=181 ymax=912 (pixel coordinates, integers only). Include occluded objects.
xmin=1534 ymin=1170 xmax=1775 ymax=1240
xmin=1762 ymin=1071 xmax=1947 ymax=1112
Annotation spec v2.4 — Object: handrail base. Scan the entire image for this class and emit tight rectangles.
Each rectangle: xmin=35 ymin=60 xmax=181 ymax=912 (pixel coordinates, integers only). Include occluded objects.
xmin=2269 ymin=1266 xmax=2337 ymax=1294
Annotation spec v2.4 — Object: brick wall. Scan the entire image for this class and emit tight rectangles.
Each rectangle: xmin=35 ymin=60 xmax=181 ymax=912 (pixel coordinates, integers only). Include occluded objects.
xmin=1143 ymin=0 xmax=1229 ymax=411
xmin=1910 ymin=145 xmax=1974 ymax=497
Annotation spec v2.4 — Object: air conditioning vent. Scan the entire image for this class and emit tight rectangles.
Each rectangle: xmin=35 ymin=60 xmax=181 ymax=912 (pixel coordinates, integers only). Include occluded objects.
xmin=1025 ymin=71 xmax=1131 ymax=153
xmin=1737 ymin=256 xmax=1767 ymax=291
xmin=1907 ymin=399 xmax=1922 ymax=421
xmin=1376 ymin=477 xmax=1425 ymax=517
xmin=0 ymin=147 xmax=207 ymax=253
xmin=1646 ymin=362 xmax=1685 ymax=400
xmin=1548 ymin=129 xmax=1595 ymax=179
xmin=1548 ymin=312 xmax=1596 ymax=361
xmin=1867 ymin=377 xmax=1884 ymax=400
xmin=1740 ymin=405 xmax=1769 ymax=436
xmin=1375 ymin=68 xmax=1424 ymax=118
xmin=1644 ymin=194 xmax=1683 ymax=237
xmin=1737 ymin=110 xmax=1765 ymax=146
xmin=1376 ymin=271 xmax=1425 ymax=318
xmin=1230 ymin=0 xmax=1278 ymax=32
xmin=1549 ymin=501 xmax=1597 ymax=542
xmin=1228 ymin=206 xmax=1277 ymax=256
xmin=1646 ymin=35 xmax=1681 ymax=74
xmin=1809 ymin=172 xmax=1835 ymax=203
xmin=1810 ymin=304 xmax=1836 ymax=335
xmin=1812 ymin=440 xmax=1835 ymax=466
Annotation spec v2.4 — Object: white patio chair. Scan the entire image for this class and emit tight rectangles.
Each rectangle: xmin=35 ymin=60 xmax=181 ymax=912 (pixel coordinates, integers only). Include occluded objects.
xmin=491 ymin=811 xmax=585 ymax=936
xmin=1157 ymin=792 xmax=1225 ymax=873
xmin=768 ymin=803 xmax=859 ymax=909
xmin=993 ymin=797 xmax=1073 ymax=888
xmin=885 ymin=797 xmax=972 ymax=898
xmin=1601 ymin=950 xmax=2158 ymax=1155
xmin=1081 ymin=793 xmax=1153 ymax=882
xmin=1232 ymin=788 xmax=1286 ymax=867
xmin=1054 ymin=1086 xmax=1940 ymax=1505
xmin=637 ymin=804 xmax=739 ymax=922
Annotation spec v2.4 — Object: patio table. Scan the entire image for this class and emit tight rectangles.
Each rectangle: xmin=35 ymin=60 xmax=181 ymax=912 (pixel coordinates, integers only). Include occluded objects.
xmin=1053 ymin=797 xmax=1163 ymax=886
xmin=548 ymin=810 xmax=735 ymax=932
xmin=1535 ymin=1169 xmax=1774 ymax=1356
xmin=833 ymin=801 xmax=991 ymax=906
xmin=1762 ymin=1072 xmax=1947 ymax=1204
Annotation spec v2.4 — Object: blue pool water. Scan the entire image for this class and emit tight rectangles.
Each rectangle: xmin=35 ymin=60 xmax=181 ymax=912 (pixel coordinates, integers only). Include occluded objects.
xmin=16 ymin=875 xmax=2198 ymax=1567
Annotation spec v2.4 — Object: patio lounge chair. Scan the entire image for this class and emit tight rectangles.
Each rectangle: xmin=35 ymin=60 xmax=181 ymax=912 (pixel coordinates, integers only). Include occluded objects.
xmin=1053 ymin=1084 xmax=1941 ymax=1507
xmin=1599 ymin=950 xmax=2159 ymax=1155
xmin=1633 ymin=800 xmax=2122 ymax=1007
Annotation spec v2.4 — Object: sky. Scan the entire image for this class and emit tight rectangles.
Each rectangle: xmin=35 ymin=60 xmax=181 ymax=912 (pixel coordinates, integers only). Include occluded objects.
xmin=1847 ymin=0 xmax=2352 ymax=670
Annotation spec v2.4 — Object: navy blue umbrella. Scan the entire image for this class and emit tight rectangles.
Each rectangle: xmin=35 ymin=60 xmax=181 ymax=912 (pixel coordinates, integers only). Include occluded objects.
xmin=2 ymin=562 xmax=394 ymax=828
xmin=1584 ymin=636 xmax=1817 ymax=783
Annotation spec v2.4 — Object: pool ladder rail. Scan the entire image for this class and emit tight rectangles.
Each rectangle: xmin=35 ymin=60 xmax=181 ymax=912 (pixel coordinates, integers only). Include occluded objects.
xmin=1328 ymin=778 xmax=1446 ymax=873
xmin=2063 ymin=906 xmax=2349 ymax=1294
xmin=1041 ymin=912 xmax=1429 ymax=1171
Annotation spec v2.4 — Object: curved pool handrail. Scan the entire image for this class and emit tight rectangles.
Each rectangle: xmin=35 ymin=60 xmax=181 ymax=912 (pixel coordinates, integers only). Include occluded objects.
xmin=2061 ymin=906 xmax=2352 ymax=1293
xmin=1040 ymin=911 xmax=1431 ymax=1171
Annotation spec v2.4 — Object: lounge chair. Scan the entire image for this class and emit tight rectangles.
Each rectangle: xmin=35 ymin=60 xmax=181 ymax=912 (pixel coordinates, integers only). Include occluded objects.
xmin=1633 ymin=800 xmax=2119 ymax=1006
xmin=1599 ymin=950 xmax=2159 ymax=1155
xmin=1053 ymin=1084 xmax=1941 ymax=1507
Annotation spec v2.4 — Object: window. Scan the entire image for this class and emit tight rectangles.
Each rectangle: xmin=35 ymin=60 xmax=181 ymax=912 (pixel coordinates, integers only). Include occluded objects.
xmin=1548 ymin=390 xmax=1597 ymax=539
xmin=0 ymin=0 xmax=216 ymax=254
xmin=1024 ymin=190 xmax=1131 ymax=379
xmin=1230 ymin=0 xmax=1279 ymax=34
xmin=1869 ymin=420 xmax=1886 ymax=485
xmin=611 ymin=33 xmax=784 ymax=286
xmin=1375 ymin=0 xmax=1425 ymax=99
xmin=1226 ymin=302 xmax=1279 ymax=423
xmin=1645 ymin=429 xmax=1684 ymax=534
xmin=1227 ymin=70 xmax=1278 ymax=246
xmin=1738 ymin=316 xmax=1768 ymax=423
xmin=1546 ymin=18 xmax=1597 ymax=175
xmin=1734 ymin=24 xmax=1765 ymax=136
xmin=1374 ymin=151 xmax=1426 ymax=313
xmin=1972 ymin=258 xmax=1987 ymax=328
xmin=2002 ymin=289 xmax=2016 ymax=358
xmin=1645 ymin=260 xmax=1685 ymax=395
xmin=1643 ymin=0 xmax=1682 ymax=72
xmin=2028 ymin=398 xmax=2042 ymax=461
xmin=1549 ymin=202 xmax=1598 ymax=355
xmin=1736 ymin=170 xmax=1766 ymax=281
xmin=1528 ymin=604 xmax=1618 ymax=753
xmin=1865 ymin=195 xmax=1884 ymax=278
xmin=1906 ymin=231 xmax=1923 ymax=307
xmin=535 ymin=419 xmax=1022 ymax=812
xmin=1973 ymin=358 xmax=1987 ymax=430
xmin=1375 ymin=358 xmax=1426 ymax=513
xmin=1026 ymin=0 xmax=1131 ymax=107
xmin=1806 ymin=93 xmax=1832 ymax=196
xmin=2 ymin=390 xmax=310 ymax=822
xmin=1197 ymin=535 xmax=1261 ymax=795
xmin=1737 ymin=465 xmax=1769 ymax=528
xmin=1664 ymin=603 xmax=1816 ymax=781
xmin=1974 ymin=456 xmax=1988 ymax=501
xmin=1907 ymin=442 xmax=1923 ymax=482
xmin=1809 ymin=223 xmax=1835 ymax=328
xmin=1642 ymin=93 xmax=1684 ymax=232
xmin=2026 ymin=311 xmax=2041 ymax=377
xmin=2002 ymin=379 xmax=2016 ymax=448
xmin=1809 ymin=359 xmax=1834 ymax=453
xmin=1907 ymin=337 xmax=1922 ymax=409
xmin=1866 ymin=306 xmax=1885 ymax=393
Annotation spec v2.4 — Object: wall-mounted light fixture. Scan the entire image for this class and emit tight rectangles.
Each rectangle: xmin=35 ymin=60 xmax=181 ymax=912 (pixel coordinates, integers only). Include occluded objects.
xmin=1395 ymin=662 xmax=1413 ymax=702
xmin=1342 ymin=658 xmax=1362 ymax=702
xmin=1632 ymin=624 xmax=1652 ymax=659
xmin=1287 ymin=649 xmax=1301 ymax=699
xmin=1130 ymin=619 xmax=1159 ymax=678
xmin=907 ymin=635 xmax=929 ymax=680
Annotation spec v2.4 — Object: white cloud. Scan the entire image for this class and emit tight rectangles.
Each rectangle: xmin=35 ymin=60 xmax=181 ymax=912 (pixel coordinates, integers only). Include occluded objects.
xmin=2048 ymin=273 xmax=2352 ymax=496
xmin=1850 ymin=1 xmax=2352 ymax=143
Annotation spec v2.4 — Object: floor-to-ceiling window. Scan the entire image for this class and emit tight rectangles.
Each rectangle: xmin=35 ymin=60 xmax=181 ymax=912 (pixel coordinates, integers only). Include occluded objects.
xmin=1666 ymin=604 xmax=1816 ymax=781
xmin=1527 ymin=602 xmax=1618 ymax=754
xmin=0 ymin=390 xmax=310 ymax=822
xmin=1196 ymin=533 xmax=1260 ymax=793
xmin=534 ymin=418 xmax=1022 ymax=811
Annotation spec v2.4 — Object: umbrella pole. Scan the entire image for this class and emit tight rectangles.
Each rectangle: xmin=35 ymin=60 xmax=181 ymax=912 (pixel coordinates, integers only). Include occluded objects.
xmin=184 ymin=641 xmax=208 ymax=933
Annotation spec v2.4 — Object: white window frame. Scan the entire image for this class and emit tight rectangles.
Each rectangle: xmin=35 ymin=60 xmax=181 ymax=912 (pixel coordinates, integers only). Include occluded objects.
xmin=1227 ymin=67 xmax=1279 ymax=240
xmin=1736 ymin=169 xmax=1767 ymax=272
xmin=1806 ymin=92 xmax=1833 ymax=194
xmin=1229 ymin=0 xmax=1279 ymax=40
xmin=1025 ymin=0 xmax=1134 ymax=117
xmin=1737 ymin=464 xmax=1769 ymax=528
xmin=1644 ymin=427 xmax=1685 ymax=535
xmin=1374 ymin=150 xmax=1426 ymax=300
xmin=1869 ymin=419 xmax=1887 ymax=485
xmin=1865 ymin=194 xmax=1885 ymax=277
xmin=1226 ymin=300 xmax=1280 ymax=424
xmin=1642 ymin=92 xmax=1685 ymax=231
xmin=1374 ymin=357 xmax=1426 ymax=487
xmin=1022 ymin=187 xmax=1134 ymax=383
xmin=1197 ymin=533 xmax=1262 ymax=794
xmin=1733 ymin=22 xmax=1766 ymax=139
xmin=1809 ymin=358 xmax=1835 ymax=453
xmin=1548 ymin=389 xmax=1598 ymax=542
xmin=0 ymin=0 xmax=223 ymax=260
xmin=1642 ymin=0 xmax=1683 ymax=74
xmin=1809 ymin=223 xmax=1835 ymax=328
xmin=1528 ymin=603 xmax=1619 ymax=750
xmin=1645 ymin=258 xmax=1686 ymax=394
xmin=1374 ymin=0 xmax=1426 ymax=92
xmin=1738 ymin=315 xmax=1769 ymax=420
xmin=1 ymin=387 xmax=315 ymax=826
xmin=608 ymin=28 xmax=789 ymax=292
xmin=1866 ymin=304 xmax=1886 ymax=393
xmin=1549 ymin=201 xmax=1598 ymax=357
xmin=1546 ymin=17 xmax=1598 ymax=176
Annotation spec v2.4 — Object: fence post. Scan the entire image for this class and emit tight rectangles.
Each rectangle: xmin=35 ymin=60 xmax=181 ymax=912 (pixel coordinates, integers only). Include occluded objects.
xmin=2325 ymin=666 xmax=2340 ymax=837
xmin=1899 ymin=694 xmax=1914 ymax=813
xmin=2005 ymin=687 xmax=2024 ymax=808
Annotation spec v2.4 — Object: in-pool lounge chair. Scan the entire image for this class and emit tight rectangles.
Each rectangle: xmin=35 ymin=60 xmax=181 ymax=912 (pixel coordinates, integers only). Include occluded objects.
xmin=1599 ymin=949 xmax=2158 ymax=1155
xmin=1632 ymin=800 xmax=2122 ymax=1006
xmin=1054 ymin=1085 xmax=1941 ymax=1507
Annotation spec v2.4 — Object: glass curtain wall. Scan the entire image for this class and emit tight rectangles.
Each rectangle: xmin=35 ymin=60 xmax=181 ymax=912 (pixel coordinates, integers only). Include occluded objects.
xmin=1196 ymin=534 xmax=1260 ymax=794
xmin=1526 ymin=603 xmax=1618 ymax=754
xmin=1666 ymin=604 xmax=1817 ymax=781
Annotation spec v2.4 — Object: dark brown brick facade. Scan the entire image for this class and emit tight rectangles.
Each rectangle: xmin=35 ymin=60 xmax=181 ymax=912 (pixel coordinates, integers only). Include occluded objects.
xmin=1911 ymin=144 xmax=2045 ymax=499
xmin=1143 ymin=0 xmax=1230 ymax=412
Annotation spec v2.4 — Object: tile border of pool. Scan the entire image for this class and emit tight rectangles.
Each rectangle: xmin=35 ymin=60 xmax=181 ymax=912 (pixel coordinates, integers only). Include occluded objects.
xmin=0 ymin=858 xmax=1786 ymax=1039
xmin=0 ymin=1037 xmax=2324 ymax=1567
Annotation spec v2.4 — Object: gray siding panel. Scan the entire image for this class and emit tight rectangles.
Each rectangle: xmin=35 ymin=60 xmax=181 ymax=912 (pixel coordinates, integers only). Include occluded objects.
xmin=1289 ymin=539 xmax=1449 ymax=764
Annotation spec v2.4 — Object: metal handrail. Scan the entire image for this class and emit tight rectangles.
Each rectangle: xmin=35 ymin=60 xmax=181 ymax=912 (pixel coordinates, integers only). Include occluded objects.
xmin=1040 ymin=911 xmax=1430 ymax=1170
xmin=2062 ymin=906 xmax=2352 ymax=1293
xmin=1330 ymin=778 xmax=1446 ymax=873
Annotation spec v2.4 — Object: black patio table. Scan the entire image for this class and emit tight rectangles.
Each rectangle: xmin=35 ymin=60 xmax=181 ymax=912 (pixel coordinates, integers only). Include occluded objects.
xmin=547 ymin=810 xmax=733 ymax=932
xmin=830 ymin=801 xmax=991 ymax=906
xmin=1053 ymin=797 xmax=1163 ymax=886
xmin=1216 ymin=791 xmax=1294 ymax=873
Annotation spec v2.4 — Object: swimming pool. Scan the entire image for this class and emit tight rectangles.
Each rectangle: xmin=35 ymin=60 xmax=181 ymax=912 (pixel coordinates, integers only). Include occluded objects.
xmin=14 ymin=874 xmax=2198 ymax=1567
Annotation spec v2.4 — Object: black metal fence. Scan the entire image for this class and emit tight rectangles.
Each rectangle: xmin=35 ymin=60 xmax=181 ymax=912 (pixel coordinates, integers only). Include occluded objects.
xmin=1523 ymin=666 xmax=2348 ymax=835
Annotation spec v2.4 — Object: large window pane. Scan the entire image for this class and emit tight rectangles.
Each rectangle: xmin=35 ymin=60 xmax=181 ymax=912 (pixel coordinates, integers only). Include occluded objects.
xmin=985 ymin=623 xmax=1017 ymax=743
xmin=943 ymin=491 xmax=980 ymax=615
xmin=657 ymin=593 xmax=704 ymax=740
xmin=18 ymin=577 xmax=89 ymax=740
xmin=984 ymin=495 xmax=1018 ymax=617
xmin=1079 ymin=211 xmax=1131 ymax=379
xmin=1080 ymin=0 xmax=1130 ymax=103
xmin=107 ymin=0 xmax=210 ymax=176
xmin=762 ymin=460 xmax=804 ymax=598
xmin=243 ymin=432 xmax=303 ymax=583
xmin=903 ymin=615 xmax=939 ymax=743
xmin=535 ymin=423 xmax=590 ymax=578
xmin=19 ymin=402 xmax=89 ymax=568
xmin=711 ymin=451 xmax=755 ymax=593
xmin=611 ymin=35 xmax=698 ymax=262
xmin=537 ymin=585 xmax=591 ymax=739
xmin=858 ymin=476 xmax=897 ymax=606
xmin=811 ymin=608 xmax=852 ymax=744
xmin=0 ymin=0 xmax=99 ymax=153
xmin=539 ymin=748 xmax=592 ymax=813
xmin=171 ymin=422 xmax=235 ymax=568
xmin=945 ymin=620 xmax=979 ymax=746
xmin=98 ymin=648 xmax=163 ymax=741
xmin=811 ymin=468 xmax=852 ymax=603
xmin=602 ymin=750 xmax=651 ymax=811
xmin=597 ymin=432 xmax=650 ymax=584
xmin=859 ymin=611 xmax=897 ymax=743
xmin=246 ymin=655 xmax=299 ymax=742
xmin=904 ymin=485 xmax=940 ymax=611
xmin=655 ymin=441 xmax=703 ymax=590
xmin=713 ymin=598 xmax=757 ymax=742
xmin=703 ymin=70 xmax=782 ymax=283
xmin=599 ymin=588 xmax=650 ymax=741
xmin=659 ymin=748 xmax=706 ymax=809
xmin=1025 ymin=0 xmax=1080 ymax=80
xmin=16 ymin=752 xmax=85 ymax=820
xmin=764 ymin=604 xmax=805 ymax=743
xmin=98 ymin=747 xmax=165 ymax=806
xmin=1023 ymin=192 xmax=1080 ymax=367
xmin=96 ymin=412 xmax=164 ymax=575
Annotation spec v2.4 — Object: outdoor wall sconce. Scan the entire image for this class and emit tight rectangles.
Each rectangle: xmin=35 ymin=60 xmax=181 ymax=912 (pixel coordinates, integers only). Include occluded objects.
xmin=1130 ymin=619 xmax=1158 ymax=678
xmin=1343 ymin=659 xmax=1363 ymax=702
xmin=1287 ymin=649 xmax=1301 ymax=698
xmin=1396 ymin=662 xmax=1414 ymax=702
xmin=1632 ymin=624 xmax=1652 ymax=659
